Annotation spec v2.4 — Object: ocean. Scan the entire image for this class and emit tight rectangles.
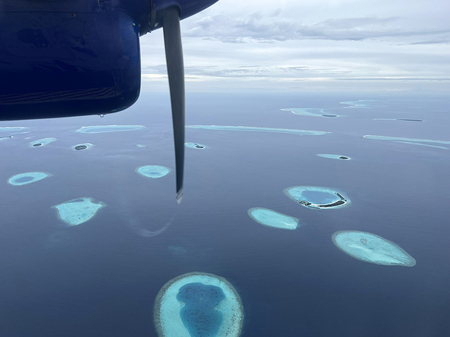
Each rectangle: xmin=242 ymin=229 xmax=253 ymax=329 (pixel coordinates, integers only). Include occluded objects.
xmin=0 ymin=93 xmax=449 ymax=336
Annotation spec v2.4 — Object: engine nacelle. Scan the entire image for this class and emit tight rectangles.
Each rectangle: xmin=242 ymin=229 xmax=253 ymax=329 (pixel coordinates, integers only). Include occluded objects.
xmin=0 ymin=0 xmax=217 ymax=120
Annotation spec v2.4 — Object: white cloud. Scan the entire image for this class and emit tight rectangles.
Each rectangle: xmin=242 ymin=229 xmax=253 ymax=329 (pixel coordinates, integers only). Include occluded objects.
xmin=140 ymin=0 xmax=450 ymax=93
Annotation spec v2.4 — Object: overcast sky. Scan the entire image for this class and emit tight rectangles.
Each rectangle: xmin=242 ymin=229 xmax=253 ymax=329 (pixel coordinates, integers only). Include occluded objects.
xmin=140 ymin=0 xmax=450 ymax=93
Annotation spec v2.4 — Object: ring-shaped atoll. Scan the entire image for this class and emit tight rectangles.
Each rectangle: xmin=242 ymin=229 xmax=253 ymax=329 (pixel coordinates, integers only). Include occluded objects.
xmin=8 ymin=172 xmax=51 ymax=186
xmin=317 ymin=154 xmax=351 ymax=160
xmin=136 ymin=165 xmax=171 ymax=179
xmin=185 ymin=142 xmax=206 ymax=149
xmin=52 ymin=197 xmax=106 ymax=226
xmin=72 ymin=143 xmax=93 ymax=151
xmin=284 ymin=186 xmax=350 ymax=210
xmin=29 ymin=138 xmax=57 ymax=147
xmin=154 ymin=272 xmax=244 ymax=337
xmin=248 ymin=207 xmax=299 ymax=230
xmin=75 ymin=125 xmax=145 ymax=133
xmin=332 ymin=230 xmax=416 ymax=267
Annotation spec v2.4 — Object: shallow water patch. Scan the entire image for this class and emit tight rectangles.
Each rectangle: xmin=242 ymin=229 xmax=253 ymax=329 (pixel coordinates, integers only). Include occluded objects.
xmin=154 ymin=272 xmax=244 ymax=337
xmin=364 ymin=135 xmax=450 ymax=150
xmin=374 ymin=118 xmax=423 ymax=122
xmin=332 ymin=230 xmax=416 ymax=267
xmin=8 ymin=172 xmax=51 ymax=186
xmin=136 ymin=165 xmax=171 ymax=178
xmin=75 ymin=125 xmax=145 ymax=134
xmin=187 ymin=125 xmax=329 ymax=136
xmin=284 ymin=186 xmax=350 ymax=210
xmin=397 ymin=118 xmax=423 ymax=122
xmin=340 ymin=100 xmax=376 ymax=108
xmin=396 ymin=141 xmax=448 ymax=150
xmin=248 ymin=207 xmax=299 ymax=230
xmin=0 ymin=127 xmax=29 ymax=135
xmin=281 ymin=108 xmax=338 ymax=118
xmin=52 ymin=197 xmax=106 ymax=226
xmin=168 ymin=245 xmax=188 ymax=256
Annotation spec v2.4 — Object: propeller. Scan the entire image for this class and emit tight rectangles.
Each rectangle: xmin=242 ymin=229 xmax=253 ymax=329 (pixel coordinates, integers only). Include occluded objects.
xmin=163 ymin=7 xmax=185 ymax=204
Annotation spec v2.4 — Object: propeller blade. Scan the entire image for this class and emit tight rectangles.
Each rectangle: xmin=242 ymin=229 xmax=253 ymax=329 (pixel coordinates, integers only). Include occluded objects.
xmin=163 ymin=7 xmax=185 ymax=203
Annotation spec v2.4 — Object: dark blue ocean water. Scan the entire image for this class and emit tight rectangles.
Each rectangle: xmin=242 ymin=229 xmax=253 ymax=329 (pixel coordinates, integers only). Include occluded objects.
xmin=0 ymin=93 xmax=449 ymax=336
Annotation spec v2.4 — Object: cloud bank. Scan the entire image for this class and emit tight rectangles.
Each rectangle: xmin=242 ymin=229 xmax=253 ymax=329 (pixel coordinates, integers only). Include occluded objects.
xmin=140 ymin=0 xmax=450 ymax=93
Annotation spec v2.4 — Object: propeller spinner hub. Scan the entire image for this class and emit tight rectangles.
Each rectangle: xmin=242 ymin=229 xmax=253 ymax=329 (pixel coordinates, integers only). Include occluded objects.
xmin=149 ymin=0 xmax=218 ymax=31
